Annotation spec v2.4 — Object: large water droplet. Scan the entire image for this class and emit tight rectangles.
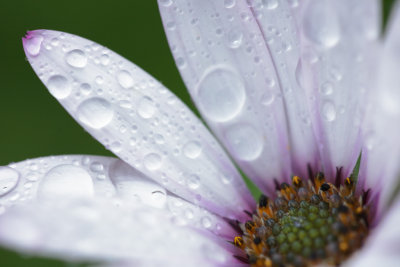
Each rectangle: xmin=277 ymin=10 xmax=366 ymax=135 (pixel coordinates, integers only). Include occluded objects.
xmin=303 ymin=0 xmax=340 ymax=48
xmin=322 ymin=101 xmax=336 ymax=122
xmin=197 ymin=67 xmax=246 ymax=122
xmin=66 ymin=49 xmax=87 ymax=68
xmin=47 ymin=75 xmax=71 ymax=99
xmin=227 ymin=30 xmax=243 ymax=49
xmin=225 ymin=124 xmax=263 ymax=161
xmin=77 ymin=98 xmax=114 ymax=129
xmin=0 ymin=167 xmax=20 ymax=197
xmin=183 ymin=141 xmax=202 ymax=159
xmin=117 ymin=70 xmax=134 ymax=89
xmin=144 ymin=153 xmax=162 ymax=171
xmin=24 ymin=34 xmax=43 ymax=56
xmin=38 ymin=165 xmax=94 ymax=199
xmin=138 ymin=96 xmax=156 ymax=119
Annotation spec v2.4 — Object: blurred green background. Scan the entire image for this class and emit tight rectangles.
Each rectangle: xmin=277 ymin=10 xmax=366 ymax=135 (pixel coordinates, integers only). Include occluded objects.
xmin=0 ymin=0 xmax=397 ymax=266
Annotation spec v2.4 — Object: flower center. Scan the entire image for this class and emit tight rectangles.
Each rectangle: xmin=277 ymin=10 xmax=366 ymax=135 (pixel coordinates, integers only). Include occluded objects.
xmin=234 ymin=173 xmax=369 ymax=266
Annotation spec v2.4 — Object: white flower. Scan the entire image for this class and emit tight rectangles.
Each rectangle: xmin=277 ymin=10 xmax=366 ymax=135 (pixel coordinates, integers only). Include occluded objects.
xmin=1 ymin=0 xmax=400 ymax=266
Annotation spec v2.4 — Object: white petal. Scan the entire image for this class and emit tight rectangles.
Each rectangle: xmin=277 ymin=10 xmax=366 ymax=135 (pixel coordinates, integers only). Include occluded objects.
xmin=0 ymin=199 xmax=239 ymax=266
xmin=159 ymin=0 xmax=308 ymax=194
xmin=362 ymin=0 xmax=400 ymax=215
xmin=343 ymin=196 xmax=400 ymax=267
xmin=0 ymin=155 xmax=235 ymax=238
xmin=297 ymin=0 xmax=381 ymax=180
xmin=23 ymin=30 xmax=254 ymax=220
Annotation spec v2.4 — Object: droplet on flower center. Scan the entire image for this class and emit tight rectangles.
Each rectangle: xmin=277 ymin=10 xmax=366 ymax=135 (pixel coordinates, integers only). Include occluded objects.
xmin=234 ymin=173 xmax=369 ymax=266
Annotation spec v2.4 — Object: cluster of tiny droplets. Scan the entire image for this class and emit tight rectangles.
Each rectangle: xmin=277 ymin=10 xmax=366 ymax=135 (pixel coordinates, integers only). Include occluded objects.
xmin=233 ymin=173 xmax=369 ymax=267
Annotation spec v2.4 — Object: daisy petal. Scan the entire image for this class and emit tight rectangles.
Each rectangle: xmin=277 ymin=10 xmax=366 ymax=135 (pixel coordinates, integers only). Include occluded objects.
xmin=362 ymin=0 xmax=400 ymax=215
xmin=0 ymin=155 xmax=235 ymax=238
xmin=296 ymin=0 xmax=380 ymax=179
xmin=343 ymin=196 xmax=400 ymax=267
xmin=0 ymin=200 xmax=240 ymax=266
xmin=22 ymin=30 xmax=254 ymax=220
xmin=159 ymin=0 xmax=309 ymax=194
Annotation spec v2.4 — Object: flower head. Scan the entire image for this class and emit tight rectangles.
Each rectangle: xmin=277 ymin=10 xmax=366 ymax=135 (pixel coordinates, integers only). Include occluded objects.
xmin=1 ymin=0 xmax=400 ymax=266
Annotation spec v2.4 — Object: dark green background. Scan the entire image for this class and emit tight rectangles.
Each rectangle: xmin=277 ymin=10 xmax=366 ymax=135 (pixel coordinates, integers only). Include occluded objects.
xmin=0 ymin=0 xmax=396 ymax=266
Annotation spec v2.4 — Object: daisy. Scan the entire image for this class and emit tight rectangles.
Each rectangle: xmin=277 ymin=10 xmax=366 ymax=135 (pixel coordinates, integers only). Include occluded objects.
xmin=1 ymin=0 xmax=400 ymax=266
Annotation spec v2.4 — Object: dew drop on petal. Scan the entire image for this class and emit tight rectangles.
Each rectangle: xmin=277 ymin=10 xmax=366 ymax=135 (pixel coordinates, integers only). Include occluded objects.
xmin=261 ymin=91 xmax=275 ymax=106
xmin=303 ymin=0 xmax=340 ymax=48
xmin=322 ymin=101 xmax=336 ymax=122
xmin=224 ymin=0 xmax=236 ymax=8
xmin=138 ymin=96 xmax=156 ymax=119
xmin=183 ymin=141 xmax=202 ymax=159
xmin=263 ymin=0 xmax=279 ymax=10
xmin=159 ymin=0 xmax=172 ymax=7
xmin=24 ymin=34 xmax=43 ymax=56
xmin=201 ymin=216 xmax=212 ymax=228
xmin=117 ymin=70 xmax=134 ymax=89
xmin=197 ymin=67 xmax=246 ymax=122
xmin=37 ymin=165 xmax=94 ymax=199
xmin=0 ymin=167 xmax=20 ymax=197
xmin=77 ymin=98 xmax=114 ymax=129
xmin=90 ymin=162 xmax=104 ymax=173
xmin=225 ymin=124 xmax=263 ymax=161
xmin=320 ymin=81 xmax=333 ymax=96
xmin=65 ymin=49 xmax=87 ymax=68
xmin=47 ymin=75 xmax=71 ymax=99
xmin=143 ymin=153 xmax=162 ymax=171
xmin=187 ymin=174 xmax=200 ymax=190
xmin=227 ymin=30 xmax=243 ymax=49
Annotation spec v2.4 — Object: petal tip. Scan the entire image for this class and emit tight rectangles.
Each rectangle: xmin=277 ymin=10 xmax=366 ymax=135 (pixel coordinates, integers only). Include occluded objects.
xmin=22 ymin=30 xmax=44 ymax=57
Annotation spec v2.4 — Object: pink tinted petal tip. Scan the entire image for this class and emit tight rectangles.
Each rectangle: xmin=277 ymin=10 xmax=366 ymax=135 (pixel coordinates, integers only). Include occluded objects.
xmin=22 ymin=30 xmax=44 ymax=57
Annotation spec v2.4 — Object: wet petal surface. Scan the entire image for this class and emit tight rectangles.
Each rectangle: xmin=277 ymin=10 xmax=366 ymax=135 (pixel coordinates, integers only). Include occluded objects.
xmin=0 ymin=155 xmax=240 ymax=265
xmin=23 ymin=30 xmax=254 ymax=220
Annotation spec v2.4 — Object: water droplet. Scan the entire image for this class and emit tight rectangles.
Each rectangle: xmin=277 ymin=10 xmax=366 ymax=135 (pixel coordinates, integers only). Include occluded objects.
xmin=166 ymin=21 xmax=176 ymax=31
xmin=201 ymin=216 xmax=212 ymax=228
xmin=224 ymin=0 xmax=236 ymax=8
xmin=24 ymin=34 xmax=43 ymax=56
xmin=66 ymin=49 xmax=87 ymax=68
xmin=227 ymin=30 xmax=243 ymax=49
xmin=80 ymin=83 xmax=92 ymax=95
xmin=320 ymin=81 xmax=333 ymax=95
xmin=90 ymin=162 xmax=104 ymax=173
xmin=144 ymin=153 xmax=162 ymax=171
xmin=303 ymin=0 xmax=340 ymax=48
xmin=110 ymin=141 xmax=122 ymax=152
xmin=77 ymin=98 xmax=114 ymax=129
xmin=261 ymin=91 xmax=275 ymax=106
xmin=159 ymin=0 xmax=172 ymax=7
xmin=100 ymin=54 xmax=110 ymax=65
xmin=138 ymin=96 xmax=156 ymax=119
xmin=176 ymin=57 xmax=186 ymax=69
xmin=263 ymin=0 xmax=278 ymax=9
xmin=225 ymin=124 xmax=263 ymax=161
xmin=187 ymin=174 xmax=200 ymax=190
xmin=0 ymin=167 xmax=20 ymax=197
xmin=197 ymin=67 xmax=246 ymax=122
xmin=47 ymin=75 xmax=71 ymax=99
xmin=183 ymin=141 xmax=202 ymax=159
xmin=322 ymin=101 xmax=336 ymax=122
xmin=38 ymin=165 xmax=94 ymax=199
xmin=117 ymin=70 xmax=134 ymax=89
